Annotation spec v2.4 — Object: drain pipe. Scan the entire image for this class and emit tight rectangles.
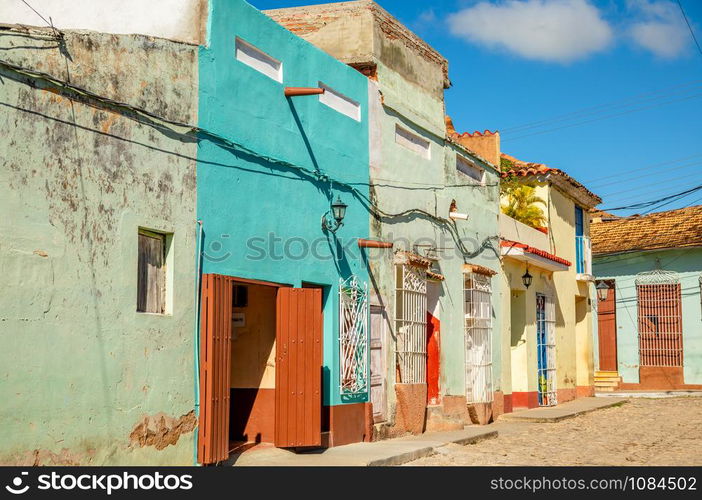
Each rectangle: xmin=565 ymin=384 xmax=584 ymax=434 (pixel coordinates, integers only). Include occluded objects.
xmin=357 ymin=238 xmax=393 ymax=249
xmin=193 ymin=219 xmax=204 ymax=466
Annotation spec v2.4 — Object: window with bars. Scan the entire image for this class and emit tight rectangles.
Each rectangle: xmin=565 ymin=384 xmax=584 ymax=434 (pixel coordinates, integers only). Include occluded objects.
xmin=395 ymin=264 xmax=427 ymax=384
xmin=464 ymin=272 xmax=494 ymax=403
xmin=536 ymin=293 xmax=557 ymax=406
xmin=636 ymin=282 xmax=683 ymax=367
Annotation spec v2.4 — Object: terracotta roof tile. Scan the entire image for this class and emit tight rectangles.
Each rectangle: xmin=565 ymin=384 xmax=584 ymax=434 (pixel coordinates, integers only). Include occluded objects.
xmin=500 ymin=153 xmax=602 ymax=207
xmin=591 ymin=205 xmax=702 ymax=255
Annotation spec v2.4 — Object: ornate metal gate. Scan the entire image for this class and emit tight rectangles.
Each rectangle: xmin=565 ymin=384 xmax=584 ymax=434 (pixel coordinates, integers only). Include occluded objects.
xmin=395 ymin=264 xmax=427 ymax=384
xmin=635 ymin=270 xmax=683 ymax=367
xmin=464 ymin=272 xmax=494 ymax=403
xmin=536 ymin=293 xmax=557 ymax=406
xmin=339 ymin=276 xmax=369 ymax=395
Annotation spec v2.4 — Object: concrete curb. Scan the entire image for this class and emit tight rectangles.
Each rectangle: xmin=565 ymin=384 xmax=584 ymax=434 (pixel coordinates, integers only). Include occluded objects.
xmin=498 ymin=399 xmax=627 ymax=423
xmin=367 ymin=429 xmax=499 ymax=466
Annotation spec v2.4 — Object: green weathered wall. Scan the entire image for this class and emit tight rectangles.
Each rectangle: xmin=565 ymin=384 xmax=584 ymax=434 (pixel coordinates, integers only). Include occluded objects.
xmin=593 ymin=248 xmax=702 ymax=385
xmin=0 ymin=28 xmax=198 ymax=465
xmin=368 ymin=60 xmax=501 ymax=405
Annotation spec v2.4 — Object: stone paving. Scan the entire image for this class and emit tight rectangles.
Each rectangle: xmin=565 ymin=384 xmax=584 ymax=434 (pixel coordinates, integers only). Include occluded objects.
xmin=406 ymin=397 xmax=702 ymax=466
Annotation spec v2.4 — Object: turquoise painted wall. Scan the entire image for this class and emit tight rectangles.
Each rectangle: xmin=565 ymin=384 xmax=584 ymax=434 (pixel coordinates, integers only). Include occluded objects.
xmin=198 ymin=0 xmax=370 ymax=406
xmin=594 ymin=248 xmax=702 ymax=384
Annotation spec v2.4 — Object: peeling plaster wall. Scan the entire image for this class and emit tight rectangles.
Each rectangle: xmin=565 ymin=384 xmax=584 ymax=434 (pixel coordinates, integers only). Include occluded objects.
xmin=0 ymin=28 xmax=198 ymax=465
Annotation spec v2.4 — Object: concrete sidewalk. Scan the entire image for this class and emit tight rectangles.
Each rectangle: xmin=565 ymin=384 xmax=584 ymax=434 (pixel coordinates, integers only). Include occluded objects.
xmin=230 ymin=427 xmax=497 ymax=466
xmin=498 ymin=397 xmax=628 ymax=423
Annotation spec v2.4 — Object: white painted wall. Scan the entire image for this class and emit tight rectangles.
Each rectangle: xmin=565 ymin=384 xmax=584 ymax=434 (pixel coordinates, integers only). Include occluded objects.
xmin=0 ymin=0 xmax=206 ymax=44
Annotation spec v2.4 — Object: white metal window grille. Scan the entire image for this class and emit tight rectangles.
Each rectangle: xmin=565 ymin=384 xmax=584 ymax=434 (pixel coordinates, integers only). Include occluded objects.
xmin=464 ymin=272 xmax=494 ymax=403
xmin=635 ymin=270 xmax=683 ymax=367
xmin=395 ymin=264 xmax=427 ymax=384
xmin=536 ymin=293 xmax=557 ymax=407
xmin=339 ymin=276 xmax=369 ymax=395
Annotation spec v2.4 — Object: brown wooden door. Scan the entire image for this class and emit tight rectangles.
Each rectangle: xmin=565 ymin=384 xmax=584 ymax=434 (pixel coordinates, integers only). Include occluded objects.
xmin=198 ymin=274 xmax=233 ymax=464
xmin=597 ymin=281 xmax=618 ymax=371
xmin=275 ymin=288 xmax=322 ymax=447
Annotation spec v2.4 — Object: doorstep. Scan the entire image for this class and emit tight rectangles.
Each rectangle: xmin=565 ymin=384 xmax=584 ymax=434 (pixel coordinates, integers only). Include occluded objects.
xmin=229 ymin=427 xmax=497 ymax=466
xmin=497 ymin=397 xmax=628 ymax=423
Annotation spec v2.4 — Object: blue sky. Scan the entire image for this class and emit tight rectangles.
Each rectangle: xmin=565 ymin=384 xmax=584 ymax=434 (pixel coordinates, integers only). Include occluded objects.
xmin=253 ymin=0 xmax=702 ymax=216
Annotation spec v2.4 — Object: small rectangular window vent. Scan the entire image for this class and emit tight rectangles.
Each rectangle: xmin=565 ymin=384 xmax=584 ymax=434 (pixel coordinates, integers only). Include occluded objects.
xmin=395 ymin=125 xmax=430 ymax=159
xmin=319 ymin=82 xmax=361 ymax=121
xmin=235 ymin=37 xmax=282 ymax=82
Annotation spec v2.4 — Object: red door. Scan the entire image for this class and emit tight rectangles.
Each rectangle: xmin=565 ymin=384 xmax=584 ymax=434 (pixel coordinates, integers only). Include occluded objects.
xmin=597 ymin=281 xmax=618 ymax=371
xmin=275 ymin=288 xmax=322 ymax=447
xmin=426 ymin=312 xmax=440 ymax=405
xmin=198 ymin=274 xmax=233 ymax=464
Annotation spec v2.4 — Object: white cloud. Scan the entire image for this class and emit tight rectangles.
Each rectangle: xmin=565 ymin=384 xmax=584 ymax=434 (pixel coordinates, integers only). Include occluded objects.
xmin=447 ymin=0 xmax=614 ymax=63
xmin=627 ymin=0 xmax=690 ymax=58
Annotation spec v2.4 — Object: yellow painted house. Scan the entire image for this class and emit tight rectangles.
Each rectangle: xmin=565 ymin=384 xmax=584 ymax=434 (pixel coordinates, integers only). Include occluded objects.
xmin=497 ymin=154 xmax=602 ymax=410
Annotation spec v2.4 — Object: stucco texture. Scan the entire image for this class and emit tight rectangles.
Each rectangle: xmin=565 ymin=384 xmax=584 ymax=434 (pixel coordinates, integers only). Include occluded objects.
xmin=197 ymin=0 xmax=370 ymax=407
xmin=594 ymin=248 xmax=702 ymax=385
xmin=0 ymin=29 xmax=198 ymax=464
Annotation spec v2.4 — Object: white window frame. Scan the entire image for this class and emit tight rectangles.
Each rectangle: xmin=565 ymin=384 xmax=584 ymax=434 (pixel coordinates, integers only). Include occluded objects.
xmin=235 ymin=37 xmax=282 ymax=82
xmin=395 ymin=124 xmax=431 ymax=159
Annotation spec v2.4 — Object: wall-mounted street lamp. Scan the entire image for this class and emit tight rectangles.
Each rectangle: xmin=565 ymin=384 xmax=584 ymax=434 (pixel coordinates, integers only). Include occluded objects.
xmin=596 ymin=280 xmax=610 ymax=302
xmin=322 ymin=195 xmax=348 ymax=233
xmin=522 ymin=266 xmax=533 ymax=289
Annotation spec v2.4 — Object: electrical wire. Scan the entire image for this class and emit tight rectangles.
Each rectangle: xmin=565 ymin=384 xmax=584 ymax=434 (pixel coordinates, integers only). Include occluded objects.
xmin=677 ymin=0 xmax=702 ymax=58
xmin=502 ymin=92 xmax=702 ymax=142
xmin=501 ymin=80 xmax=702 ymax=135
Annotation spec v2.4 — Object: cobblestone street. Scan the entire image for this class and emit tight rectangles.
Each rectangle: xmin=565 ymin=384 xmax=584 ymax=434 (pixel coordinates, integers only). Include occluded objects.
xmin=407 ymin=397 xmax=702 ymax=466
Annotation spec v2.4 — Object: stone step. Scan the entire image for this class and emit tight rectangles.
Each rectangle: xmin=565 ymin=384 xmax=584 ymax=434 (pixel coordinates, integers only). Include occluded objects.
xmin=594 ymin=380 xmax=620 ymax=387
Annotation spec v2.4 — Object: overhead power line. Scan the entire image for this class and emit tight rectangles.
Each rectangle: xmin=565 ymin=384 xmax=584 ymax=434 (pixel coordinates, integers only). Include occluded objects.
xmin=602 ymin=183 xmax=702 ymax=211
xmin=502 ymin=92 xmax=702 ymax=142
xmin=677 ymin=0 xmax=702 ymax=58
xmin=502 ymin=80 xmax=701 ymax=135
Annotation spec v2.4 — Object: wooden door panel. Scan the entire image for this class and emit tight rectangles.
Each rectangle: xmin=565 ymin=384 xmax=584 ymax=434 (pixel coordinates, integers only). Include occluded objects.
xmin=198 ymin=274 xmax=232 ymax=464
xmin=597 ymin=281 xmax=618 ymax=372
xmin=275 ymin=288 xmax=322 ymax=447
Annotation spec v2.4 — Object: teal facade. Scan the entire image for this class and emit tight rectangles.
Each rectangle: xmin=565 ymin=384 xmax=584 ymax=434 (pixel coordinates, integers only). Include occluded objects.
xmin=593 ymin=248 xmax=702 ymax=385
xmin=197 ymin=0 xmax=370 ymax=407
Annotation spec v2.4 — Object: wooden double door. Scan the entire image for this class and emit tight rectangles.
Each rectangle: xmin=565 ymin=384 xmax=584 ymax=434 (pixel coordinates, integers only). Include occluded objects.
xmin=198 ymin=275 xmax=322 ymax=464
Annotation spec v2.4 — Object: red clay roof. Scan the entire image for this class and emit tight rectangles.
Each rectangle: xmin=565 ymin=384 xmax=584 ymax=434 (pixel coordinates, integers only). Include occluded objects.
xmin=501 ymin=240 xmax=572 ymax=267
xmin=500 ymin=153 xmax=602 ymax=207
xmin=591 ymin=205 xmax=702 ymax=255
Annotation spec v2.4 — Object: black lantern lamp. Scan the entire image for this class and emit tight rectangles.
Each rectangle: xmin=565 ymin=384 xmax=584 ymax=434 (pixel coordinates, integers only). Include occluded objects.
xmin=596 ymin=280 xmax=610 ymax=302
xmin=322 ymin=196 xmax=348 ymax=233
xmin=522 ymin=266 xmax=533 ymax=289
